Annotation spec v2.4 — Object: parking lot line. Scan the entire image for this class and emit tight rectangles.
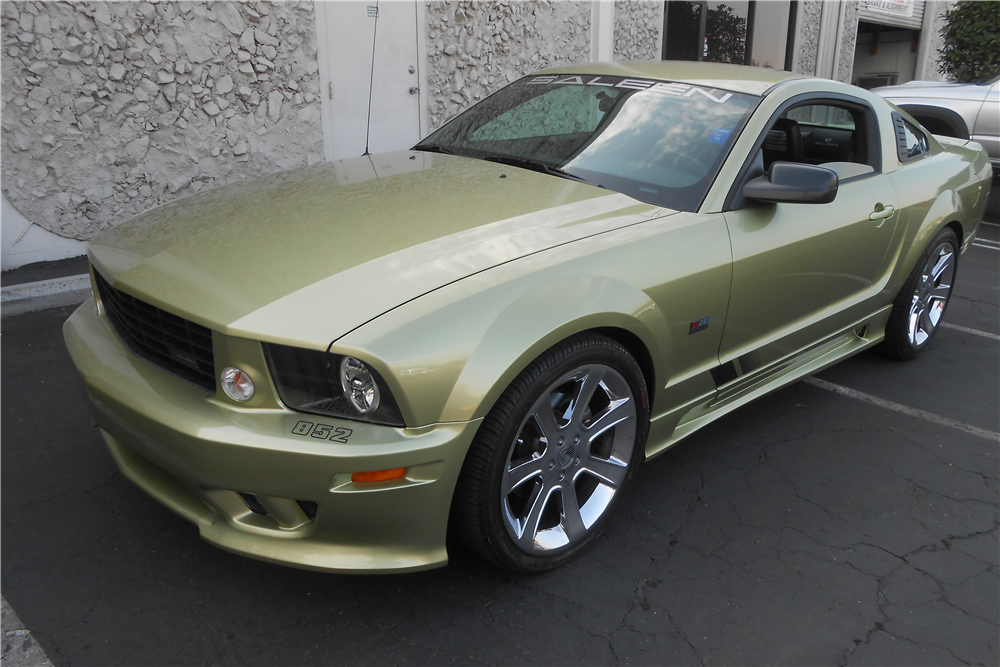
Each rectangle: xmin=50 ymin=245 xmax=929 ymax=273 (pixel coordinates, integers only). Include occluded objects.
xmin=803 ymin=376 xmax=1000 ymax=442
xmin=971 ymin=243 xmax=998 ymax=250
xmin=941 ymin=322 xmax=1000 ymax=341
xmin=980 ymin=220 xmax=999 ymax=228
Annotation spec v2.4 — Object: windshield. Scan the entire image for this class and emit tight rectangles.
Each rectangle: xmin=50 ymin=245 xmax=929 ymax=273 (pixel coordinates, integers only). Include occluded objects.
xmin=415 ymin=74 xmax=758 ymax=211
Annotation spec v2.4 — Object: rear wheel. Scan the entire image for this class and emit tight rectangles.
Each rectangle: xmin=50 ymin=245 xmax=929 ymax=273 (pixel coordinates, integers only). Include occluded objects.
xmin=454 ymin=333 xmax=649 ymax=572
xmin=880 ymin=227 xmax=958 ymax=360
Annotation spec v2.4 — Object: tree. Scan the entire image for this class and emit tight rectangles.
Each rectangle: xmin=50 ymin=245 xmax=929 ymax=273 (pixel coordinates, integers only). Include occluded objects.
xmin=938 ymin=0 xmax=1000 ymax=83
xmin=706 ymin=4 xmax=747 ymax=65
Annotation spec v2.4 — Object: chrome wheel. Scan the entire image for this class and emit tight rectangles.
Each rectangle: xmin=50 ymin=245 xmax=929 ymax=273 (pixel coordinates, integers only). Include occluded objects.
xmin=500 ymin=364 xmax=637 ymax=554
xmin=908 ymin=239 xmax=955 ymax=347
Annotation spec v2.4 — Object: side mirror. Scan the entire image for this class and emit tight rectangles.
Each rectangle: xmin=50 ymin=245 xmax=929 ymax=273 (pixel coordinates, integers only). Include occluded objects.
xmin=743 ymin=162 xmax=839 ymax=204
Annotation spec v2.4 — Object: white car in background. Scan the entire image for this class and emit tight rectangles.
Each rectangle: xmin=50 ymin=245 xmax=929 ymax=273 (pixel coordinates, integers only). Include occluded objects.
xmin=875 ymin=75 xmax=1000 ymax=174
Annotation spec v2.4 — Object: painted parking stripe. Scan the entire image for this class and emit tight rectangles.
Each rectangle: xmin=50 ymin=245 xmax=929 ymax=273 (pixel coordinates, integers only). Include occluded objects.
xmin=971 ymin=243 xmax=998 ymax=250
xmin=941 ymin=322 xmax=1000 ymax=341
xmin=980 ymin=221 xmax=999 ymax=228
xmin=975 ymin=237 xmax=1000 ymax=246
xmin=804 ymin=377 xmax=1000 ymax=442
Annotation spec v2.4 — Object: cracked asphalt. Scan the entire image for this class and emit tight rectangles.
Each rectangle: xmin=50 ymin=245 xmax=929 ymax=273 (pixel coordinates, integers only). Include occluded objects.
xmin=3 ymin=216 xmax=997 ymax=666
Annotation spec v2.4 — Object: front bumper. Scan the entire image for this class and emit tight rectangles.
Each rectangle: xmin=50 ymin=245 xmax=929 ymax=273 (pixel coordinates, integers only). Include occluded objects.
xmin=64 ymin=298 xmax=480 ymax=574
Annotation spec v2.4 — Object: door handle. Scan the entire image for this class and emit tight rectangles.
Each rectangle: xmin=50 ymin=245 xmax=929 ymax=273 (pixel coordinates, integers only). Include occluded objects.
xmin=869 ymin=205 xmax=895 ymax=221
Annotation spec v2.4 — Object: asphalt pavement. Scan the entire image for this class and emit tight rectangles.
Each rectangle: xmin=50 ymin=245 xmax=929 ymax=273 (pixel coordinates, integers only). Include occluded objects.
xmin=2 ymin=217 xmax=997 ymax=666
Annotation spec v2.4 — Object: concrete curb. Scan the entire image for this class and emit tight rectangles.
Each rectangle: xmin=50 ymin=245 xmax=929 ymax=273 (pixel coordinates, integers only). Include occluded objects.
xmin=1 ymin=274 xmax=91 ymax=318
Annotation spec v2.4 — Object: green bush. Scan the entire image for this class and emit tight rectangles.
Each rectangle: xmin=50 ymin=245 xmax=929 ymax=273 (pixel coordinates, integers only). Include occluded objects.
xmin=938 ymin=0 xmax=1000 ymax=83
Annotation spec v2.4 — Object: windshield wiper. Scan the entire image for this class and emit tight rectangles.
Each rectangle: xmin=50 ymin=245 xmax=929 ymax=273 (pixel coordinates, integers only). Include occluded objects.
xmin=480 ymin=155 xmax=590 ymax=185
xmin=413 ymin=144 xmax=460 ymax=156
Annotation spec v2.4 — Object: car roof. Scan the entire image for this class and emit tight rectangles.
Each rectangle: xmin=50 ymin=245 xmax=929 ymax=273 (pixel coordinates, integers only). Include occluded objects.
xmin=534 ymin=60 xmax=810 ymax=96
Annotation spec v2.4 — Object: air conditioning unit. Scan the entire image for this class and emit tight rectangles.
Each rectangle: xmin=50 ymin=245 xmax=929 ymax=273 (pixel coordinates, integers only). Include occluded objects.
xmin=857 ymin=73 xmax=899 ymax=89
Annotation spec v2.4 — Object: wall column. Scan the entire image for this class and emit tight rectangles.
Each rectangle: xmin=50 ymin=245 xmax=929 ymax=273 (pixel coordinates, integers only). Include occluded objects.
xmin=591 ymin=0 xmax=615 ymax=62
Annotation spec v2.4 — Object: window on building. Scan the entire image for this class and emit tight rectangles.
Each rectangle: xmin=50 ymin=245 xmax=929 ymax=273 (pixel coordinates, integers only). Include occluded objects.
xmin=661 ymin=1 xmax=793 ymax=71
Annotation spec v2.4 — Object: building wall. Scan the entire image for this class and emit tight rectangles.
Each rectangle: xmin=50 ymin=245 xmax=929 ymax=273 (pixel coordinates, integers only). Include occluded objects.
xmin=915 ymin=0 xmax=955 ymax=82
xmin=612 ymin=1 xmax=663 ymax=61
xmin=790 ymin=0 xmax=824 ymax=76
xmin=1 ymin=0 xmax=322 ymax=242
xmin=424 ymin=0 xmax=593 ymax=131
xmin=835 ymin=1 xmax=861 ymax=84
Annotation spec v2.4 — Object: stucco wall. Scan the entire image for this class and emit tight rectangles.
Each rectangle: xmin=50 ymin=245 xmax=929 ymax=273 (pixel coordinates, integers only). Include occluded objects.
xmin=424 ymin=0 xmax=592 ymax=130
xmin=612 ymin=1 xmax=662 ymax=61
xmin=835 ymin=1 xmax=860 ymax=84
xmin=1 ymin=1 xmax=322 ymax=241
xmin=791 ymin=0 xmax=823 ymax=76
xmin=916 ymin=0 xmax=956 ymax=82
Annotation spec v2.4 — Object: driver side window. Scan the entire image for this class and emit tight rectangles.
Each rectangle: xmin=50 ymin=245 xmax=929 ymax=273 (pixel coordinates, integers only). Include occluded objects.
xmin=761 ymin=100 xmax=876 ymax=175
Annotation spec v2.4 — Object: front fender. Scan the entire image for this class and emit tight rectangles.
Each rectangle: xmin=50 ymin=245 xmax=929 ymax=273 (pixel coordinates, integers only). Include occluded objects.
xmin=333 ymin=211 xmax=732 ymax=430
xmin=440 ymin=275 xmax=667 ymax=423
xmin=333 ymin=265 xmax=668 ymax=427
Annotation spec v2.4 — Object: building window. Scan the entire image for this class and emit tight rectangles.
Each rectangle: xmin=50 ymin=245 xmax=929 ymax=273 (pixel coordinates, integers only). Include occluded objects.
xmin=662 ymin=1 xmax=793 ymax=70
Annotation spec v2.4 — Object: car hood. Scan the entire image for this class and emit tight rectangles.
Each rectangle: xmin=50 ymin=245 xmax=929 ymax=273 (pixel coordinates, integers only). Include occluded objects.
xmin=89 ymin=150 xmax=669 ymax=348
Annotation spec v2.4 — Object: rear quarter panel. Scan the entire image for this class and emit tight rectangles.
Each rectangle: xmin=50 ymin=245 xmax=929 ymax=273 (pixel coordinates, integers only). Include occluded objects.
xmin=883 ymin=137 xmax=991 ymax=297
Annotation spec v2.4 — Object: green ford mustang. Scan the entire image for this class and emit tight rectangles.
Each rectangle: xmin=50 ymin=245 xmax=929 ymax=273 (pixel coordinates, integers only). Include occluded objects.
xmin=64 ymin=62 xmax=992 ymax=573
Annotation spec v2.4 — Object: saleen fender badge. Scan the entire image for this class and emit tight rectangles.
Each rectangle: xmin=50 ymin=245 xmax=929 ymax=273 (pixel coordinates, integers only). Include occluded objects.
xmin=690 ymin=317 xmax=710 ymax=334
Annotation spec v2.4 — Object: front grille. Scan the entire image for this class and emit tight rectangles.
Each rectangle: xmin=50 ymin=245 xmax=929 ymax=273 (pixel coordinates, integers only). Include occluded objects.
xmin=94 ymin=268 xmax=216 ymax=392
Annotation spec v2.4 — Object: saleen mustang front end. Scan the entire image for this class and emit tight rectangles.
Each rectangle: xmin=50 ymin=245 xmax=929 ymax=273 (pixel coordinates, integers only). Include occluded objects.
xmin=64 ymin=62 xmax=992 ymax=574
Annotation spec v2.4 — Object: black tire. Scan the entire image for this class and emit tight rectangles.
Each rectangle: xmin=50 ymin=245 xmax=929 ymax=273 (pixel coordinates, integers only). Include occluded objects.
xmin=880 ymin=227 xmax=959 ymax=360
xmin=454 ymin=333 xmax=649 ymax=572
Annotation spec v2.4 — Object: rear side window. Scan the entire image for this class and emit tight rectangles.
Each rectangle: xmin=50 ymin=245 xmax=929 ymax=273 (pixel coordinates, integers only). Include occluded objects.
xmin=893 ymin=114 xmax=929 ymax=162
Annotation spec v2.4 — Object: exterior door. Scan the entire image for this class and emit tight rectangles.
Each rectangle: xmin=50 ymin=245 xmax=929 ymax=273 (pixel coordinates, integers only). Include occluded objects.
xmin=719 ymin=172 xmax=899 ymax=371
xmin=316 ymin=1 xmax=423 ymax=160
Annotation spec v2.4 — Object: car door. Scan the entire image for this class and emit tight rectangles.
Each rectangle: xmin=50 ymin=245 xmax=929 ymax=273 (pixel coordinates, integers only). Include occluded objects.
xmin=718 ymin=97 xmax=899 ymax=375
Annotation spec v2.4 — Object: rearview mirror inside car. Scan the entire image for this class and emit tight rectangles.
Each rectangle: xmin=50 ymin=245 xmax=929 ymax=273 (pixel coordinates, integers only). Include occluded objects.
xmin=744 ymin=162 xmax=839 ymax=205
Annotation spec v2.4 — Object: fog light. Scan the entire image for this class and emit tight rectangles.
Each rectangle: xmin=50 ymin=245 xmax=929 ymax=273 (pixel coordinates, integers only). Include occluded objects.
xmin=352 ymin=468 xmax=406 ymax=483
xmin=340 ymin=356 xmax=381 ymax=413
xmin=221 ymin=367 xmax=254 ymax=402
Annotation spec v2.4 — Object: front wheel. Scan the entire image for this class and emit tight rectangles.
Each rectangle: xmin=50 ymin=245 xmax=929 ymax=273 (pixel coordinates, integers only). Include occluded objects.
xmin=454 ymin=333 xmax=649 ymax=572
xmin=880 ymin=227 xmax=958 ymax=360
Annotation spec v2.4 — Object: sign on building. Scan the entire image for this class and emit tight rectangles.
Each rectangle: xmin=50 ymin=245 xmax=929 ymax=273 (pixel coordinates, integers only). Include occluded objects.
xmin=859 ymin=0 xmax=924 ymax=30
xmin=864 ymin=0 xmax=915 ymax=19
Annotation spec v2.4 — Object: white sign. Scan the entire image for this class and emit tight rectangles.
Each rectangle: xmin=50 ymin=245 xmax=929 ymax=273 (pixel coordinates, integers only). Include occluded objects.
xmin=865 ymin=0 xmax=914 ymax=18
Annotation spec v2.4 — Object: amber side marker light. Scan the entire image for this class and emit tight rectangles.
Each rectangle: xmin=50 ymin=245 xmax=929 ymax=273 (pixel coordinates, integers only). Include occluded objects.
xmin=352 ymin=468 xmax=407 ymax=483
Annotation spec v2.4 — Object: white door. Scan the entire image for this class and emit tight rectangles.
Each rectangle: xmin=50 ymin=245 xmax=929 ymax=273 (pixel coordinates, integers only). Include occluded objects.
xmin=316 ymin=1 xmax=423 ymax=160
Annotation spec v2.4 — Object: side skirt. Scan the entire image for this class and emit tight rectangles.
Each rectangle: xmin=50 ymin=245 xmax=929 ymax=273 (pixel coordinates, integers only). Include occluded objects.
xmin=644 ymin=304 xmax=893 ymax=460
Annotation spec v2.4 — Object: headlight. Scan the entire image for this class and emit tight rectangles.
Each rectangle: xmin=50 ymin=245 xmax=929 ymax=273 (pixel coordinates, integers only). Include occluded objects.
xmin=263 ymin=343 xmax=405 ymax=427
xmin=340 ymin=356 xmax=381 ymax=413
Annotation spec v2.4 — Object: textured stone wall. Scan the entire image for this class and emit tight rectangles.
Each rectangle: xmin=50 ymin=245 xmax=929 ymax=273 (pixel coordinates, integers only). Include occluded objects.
xmin=1 ymin=1 xmax=322 ymax=240
xmin=835 ymin=0 xmax=860 ymax=84
xmin=917 ymin=0 xmax=956 ymax=82
xmin=612 ymin=1 xmax=662 ymax=61
xmin=791 ymin=0 xmax=823 ymax=76
xmin=424 ymin=0 xmax=592 ymax=130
